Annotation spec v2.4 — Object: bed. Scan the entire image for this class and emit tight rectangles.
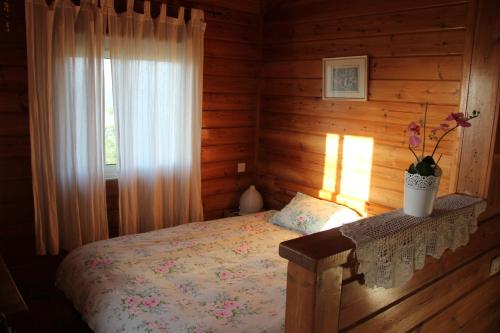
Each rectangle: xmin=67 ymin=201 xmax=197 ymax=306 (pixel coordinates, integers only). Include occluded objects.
xmin=56 ymin=211 xmax=302 ymax=333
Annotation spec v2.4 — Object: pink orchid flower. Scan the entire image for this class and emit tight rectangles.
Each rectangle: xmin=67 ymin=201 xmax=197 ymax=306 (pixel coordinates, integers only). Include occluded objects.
xmin=407 ymin=121 xmax=421 ymax=135
xmin=407 ymin=121 xmax=422 ymax=148
xmin=432 ymin=123 xmax=450 ymax=133
xmin=408 ymin=134 xmax=422 ymax=147
xmin=445 ymin=112 xmax=471 ymax=127
xmin=407 ymin=106 xmax=479 ymax=167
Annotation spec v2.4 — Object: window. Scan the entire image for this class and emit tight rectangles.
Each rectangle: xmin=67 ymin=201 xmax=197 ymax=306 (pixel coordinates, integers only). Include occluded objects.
xmin=104 ymin=58 xmax=118 ymax=179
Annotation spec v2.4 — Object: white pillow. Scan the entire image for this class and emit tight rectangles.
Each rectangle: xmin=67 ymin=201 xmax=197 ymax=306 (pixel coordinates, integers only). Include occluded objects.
xmin=271 ymin=192 xmax=360 ymax=234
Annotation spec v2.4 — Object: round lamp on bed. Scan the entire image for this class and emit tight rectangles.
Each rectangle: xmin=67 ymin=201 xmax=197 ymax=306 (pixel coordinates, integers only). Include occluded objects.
xmin=239 ymin=185 xmax=263 ymax=215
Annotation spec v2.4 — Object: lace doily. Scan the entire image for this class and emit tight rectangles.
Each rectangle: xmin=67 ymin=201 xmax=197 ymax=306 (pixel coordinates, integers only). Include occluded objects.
xmin=339 ymin=194 xmax=486 ymax=288
xmin=405 ymin=171 xmax=441 ymax=191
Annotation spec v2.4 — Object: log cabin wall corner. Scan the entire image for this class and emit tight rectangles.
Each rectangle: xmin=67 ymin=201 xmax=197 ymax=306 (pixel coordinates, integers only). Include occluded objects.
xmin=257 ymin=0 xmax=499 ymax=218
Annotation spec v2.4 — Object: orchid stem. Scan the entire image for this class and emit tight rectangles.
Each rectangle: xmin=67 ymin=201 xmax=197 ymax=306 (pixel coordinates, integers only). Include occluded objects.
xmin=409 ymin=145 xmax=420 ymax=164
xmin=436 ymin=154 xmax=443 ymax=166
xmin=431 ymin=125 xmax=458 ymax=158
xmin=422 ymin=103 xmax=428 ymax=158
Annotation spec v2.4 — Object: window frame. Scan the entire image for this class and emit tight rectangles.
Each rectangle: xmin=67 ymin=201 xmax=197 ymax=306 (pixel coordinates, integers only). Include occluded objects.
xmin=103 ymin=42 xmax=119 ymax=180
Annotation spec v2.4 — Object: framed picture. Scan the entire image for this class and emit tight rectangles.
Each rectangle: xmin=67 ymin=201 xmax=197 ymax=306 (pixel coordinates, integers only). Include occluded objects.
xmin=322 ymin=56 xmax=368 ymax=100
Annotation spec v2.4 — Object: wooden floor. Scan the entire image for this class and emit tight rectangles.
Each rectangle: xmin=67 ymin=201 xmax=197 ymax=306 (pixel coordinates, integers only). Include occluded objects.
xmin=3 ymin=252 xmax=91 ymax=333
xmin=8 ymin=291 xmax=91 ymax=333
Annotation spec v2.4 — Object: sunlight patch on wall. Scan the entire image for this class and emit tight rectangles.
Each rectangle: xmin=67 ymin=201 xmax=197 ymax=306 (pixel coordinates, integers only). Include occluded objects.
xmin=337 ymin=135 xmax=374 ymax=215
xmin=319 ymin=133 xmax=340 ymax=201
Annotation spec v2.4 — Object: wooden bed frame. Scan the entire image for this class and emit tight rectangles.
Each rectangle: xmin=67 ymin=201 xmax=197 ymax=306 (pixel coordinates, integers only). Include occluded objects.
xmin=279 ymin=214 xmax=500 ymax=333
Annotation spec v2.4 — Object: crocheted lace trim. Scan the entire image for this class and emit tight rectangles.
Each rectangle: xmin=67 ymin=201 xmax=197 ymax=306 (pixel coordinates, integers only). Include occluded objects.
xmin=404 ymin=171 xmax=441 ymax=191
xmin=339 ymin=194 xmax=486 ymax=288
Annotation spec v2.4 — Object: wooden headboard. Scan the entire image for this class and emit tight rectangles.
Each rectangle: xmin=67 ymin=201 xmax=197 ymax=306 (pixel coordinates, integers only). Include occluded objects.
xmin=279 ymin=215 xmax=500 ymax=332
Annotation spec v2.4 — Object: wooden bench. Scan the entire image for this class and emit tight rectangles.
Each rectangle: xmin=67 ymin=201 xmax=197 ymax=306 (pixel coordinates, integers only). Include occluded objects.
xmin=279 ymin=215 xmax=500 ymax=333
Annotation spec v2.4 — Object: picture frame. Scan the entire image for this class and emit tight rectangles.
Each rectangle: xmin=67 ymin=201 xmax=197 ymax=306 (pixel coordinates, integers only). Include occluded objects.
xmin=322 ymin=55 xmax=368 ymax=101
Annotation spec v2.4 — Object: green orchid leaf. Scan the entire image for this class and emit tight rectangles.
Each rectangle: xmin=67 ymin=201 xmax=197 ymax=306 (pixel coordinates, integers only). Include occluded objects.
xmin=414 ymin=156 xmax=436 ymax=176
xmin=408 ymin=163 xmax=418 ymax=174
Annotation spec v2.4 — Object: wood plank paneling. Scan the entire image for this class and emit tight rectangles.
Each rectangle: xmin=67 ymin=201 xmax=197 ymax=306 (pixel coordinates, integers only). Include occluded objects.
xmin=204 ymin=76 xmax=258 ymax=93
xmin=199 ymin=0 xmax=260 ymax=219
xmin=266 ymin=0 xmax=469 ymax=25
xmin=265 ymin=4 xmax=467 ymax=43
xmin=263 ymin=56 xmax=463 ymax=80
xmin=201 ymin=143 xmax=254 ymax=162
xmin=455 ymin=299 xmax=500 ymax=333
xmin=206 ymin=39 xmax=260 ymax=60
xmin=203 ymin=93 xmax=257 ymax=111
xmin=202 ymin=127 xmax=255 ymax=146
xmin=264 ymin=30 xmax=466 ymax=61
xmin=259 ymin=1 xmax=468 ymax=214
xmin=412 ymin=274 xmax=500 ymax=333
xmin=0 ymin=114 xmax=30 ymax=136
xmin=456 ymin=0 xmax=500 ymax=197
xmin=204 ymin=58 xmax=258 ymax=77
xmin=346 ymin=246 xmax=500 ymax=333
xmin=370 ymin=56 xmax=463 ymax=81
xmin=202 ymin=175 xmax=253 ymax=196
xmin=260 ymin=96 xmax=459 ymax=130
xmin=205 ymin=21 xmax=260 ymax=43
xmin=203 ymin=110 xmax=256 ymax=128
xmin=201 ymin=160 xmax=254 ymax=179
xmin=262 ymin=78 xmax=461 ymax=105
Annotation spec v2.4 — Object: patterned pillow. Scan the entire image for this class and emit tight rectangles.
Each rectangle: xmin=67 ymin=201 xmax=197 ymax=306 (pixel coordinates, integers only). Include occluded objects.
xmin=271 ymin=192 xmax=360 ymax=234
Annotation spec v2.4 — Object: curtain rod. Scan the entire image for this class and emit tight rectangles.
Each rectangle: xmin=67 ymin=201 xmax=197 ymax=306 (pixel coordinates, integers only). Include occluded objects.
xmin=132 ymin=0 xmax=223 ymax=17
xmin=54 ymin=0 xmax=220 ymax=16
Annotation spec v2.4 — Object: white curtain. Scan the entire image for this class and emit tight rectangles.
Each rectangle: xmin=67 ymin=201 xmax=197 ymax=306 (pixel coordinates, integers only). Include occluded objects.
xmin=107 ymin=0 xmax=205 ymax=234
xmin=25 ymin=0 xmax=108 ymax=255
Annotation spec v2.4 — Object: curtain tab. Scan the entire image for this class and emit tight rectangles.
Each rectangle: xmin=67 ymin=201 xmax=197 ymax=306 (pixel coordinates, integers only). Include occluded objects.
xmin=126 ymin=0 xmax=134 ymax=12
xmin=100 ymin=0 xmax=109 ymax=11
xmin=178 ymin=6 xmax=185 ymax=22
xmin=159 ymin=3 xmax=167 ymax=21
xmin=191 ymin=9 xmax=205 ymax=23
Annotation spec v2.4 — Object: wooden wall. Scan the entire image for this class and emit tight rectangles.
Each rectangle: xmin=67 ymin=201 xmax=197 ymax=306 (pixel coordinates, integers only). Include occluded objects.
xmin=197 ymin=0 xmax=261 ymax=220
xmin=484 ymin=104 xmax=500 ymax=219
xmin=0 ymin=0 xmax=261 ymax=296
xmin=0 ymin=0 xmax=41 ymax=293
xmin=258 ymin=0 xmax=472 ymax=216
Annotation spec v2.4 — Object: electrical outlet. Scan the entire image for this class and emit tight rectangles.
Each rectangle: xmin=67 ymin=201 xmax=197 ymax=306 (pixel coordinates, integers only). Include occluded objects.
xmin=490 ymin=256 xmax=500 ymax=276
xmin=237 ymin=163 xmax=246 ymax=173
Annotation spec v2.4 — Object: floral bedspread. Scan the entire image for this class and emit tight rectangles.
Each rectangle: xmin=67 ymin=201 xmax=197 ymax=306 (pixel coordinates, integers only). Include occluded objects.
xmin=56 ymin=211 xmax=301 ymax=333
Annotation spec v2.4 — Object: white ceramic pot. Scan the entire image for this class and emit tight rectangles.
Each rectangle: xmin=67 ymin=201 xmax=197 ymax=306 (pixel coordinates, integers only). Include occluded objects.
xmin=239 ymin=185 xmax=263 ymax=215
xmin=403 ymin=169 xmax=441 ymax=217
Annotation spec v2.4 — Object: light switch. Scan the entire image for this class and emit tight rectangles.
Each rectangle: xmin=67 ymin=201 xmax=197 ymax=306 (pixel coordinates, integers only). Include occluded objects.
xmin=237 ymin=163 xmax=246 ymax=173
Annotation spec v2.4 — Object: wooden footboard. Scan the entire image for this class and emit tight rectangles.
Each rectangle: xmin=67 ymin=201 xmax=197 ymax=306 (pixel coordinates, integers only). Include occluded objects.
xmin=279 ymin=216 xmax=500 ymax=333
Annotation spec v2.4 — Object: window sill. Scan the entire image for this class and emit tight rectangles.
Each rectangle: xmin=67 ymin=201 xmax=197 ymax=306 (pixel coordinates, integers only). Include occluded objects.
xmin=105 ymin=164 xmax=119 ymax=180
